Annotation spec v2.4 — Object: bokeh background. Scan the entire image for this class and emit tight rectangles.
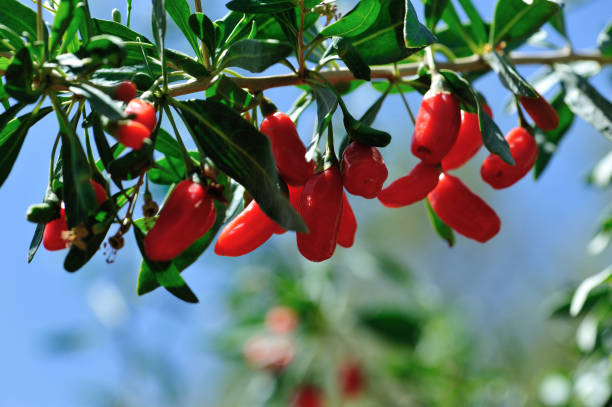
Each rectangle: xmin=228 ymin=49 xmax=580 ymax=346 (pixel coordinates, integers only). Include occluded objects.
xmin=2 ymin=0 xmax=612 ymax=406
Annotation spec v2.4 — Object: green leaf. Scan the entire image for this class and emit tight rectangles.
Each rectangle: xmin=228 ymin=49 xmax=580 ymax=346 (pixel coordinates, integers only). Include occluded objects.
xmin=219 ymin=39 xmax=292 ymax=73
xmin=189 ymin=12 xmax=216 ymax=61
xmin=108 ymin=144 xmax=155 ymax=180
xmin=341 ymin=106 xmax=390 ymax=147
xmin=484 ymin=51 xmax=537 ymax=98
xmin=570 ymin=266 xmax=612 ymax=317
xmin=133 ymin=222 xmax=199 ymax=303
xmin=598 ymin=18 xmax=612 ymax=56
xmin=424 ymin=0 xmax=449 ymax=30
xmin=319 ymin=0 xmax=381 ymax=38
xmin=59 ymin=35 xmax=128 ymax=76
xmin=154 ymin=128 xmax=182 ymax=159
xmin=91 ymin=112 xmax=114 ymax=172
xmin=5 ymin=47 xmax=41 ymax=104
xmin=358 ymin=308 xmax=422 ymax=346
xmin=558 ymin=66 xmax=612 ymax=141
xmin=152 ymin=0 xmax=167 ymax=87
xmin=332 ymin=37 xmax=371 ymax=81
xmin=50 ymin=0 xmax=84 ymax=56
xmin=226 ymin=0 xmax=296 ymax=14
xmin=0 ymin=107 xmax=52 ymax=188
xmin=307 ymin=84 xmax=338 ymax=160
xmin=549 ymin=8 xmax=567 ymax=40
xmin=92 ymin=18 xmax=153 ymax=43
xmin=490 ymin=0 xmax=561 ymax=46
xmin=148 ymin=151 xmax=199 ymax=185
xmin=425 ymin=197 xmax=455 ymax=247
xmin=534 ymin=91 xmax=574 ymax=179
xmin=0 ymin=23 xmax=26 ymax=52
xmin=0 ymin=102 xmax=26 ymax=132
xmin=0 ymin=0 xmax=40 ymax=42
xmin=69 ymin=83 xmax=126 ymax=121
xmin=27 ymin=186 xmax=59 ymax=263
xmin=456 ymin=0 xmax=488 ymax=44
xmin=165 ymin=48 xmax=209 ymax=78
xmin=403 ymin=0 xmax=438 ymax=48
xmin=165 ymin=0 xmax=202 ymax=60
xmin=205 ymin=75 xmax=257 ymax=112
xmin=59 ymin=121 xmax=98 ymax=229
xmin=177 ymin=100 xmax=306 ymax=232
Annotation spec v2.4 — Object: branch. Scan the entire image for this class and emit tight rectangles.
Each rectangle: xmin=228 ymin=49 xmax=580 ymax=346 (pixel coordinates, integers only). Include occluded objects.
xmin=168 ymin=49 xmax=612 ymax=96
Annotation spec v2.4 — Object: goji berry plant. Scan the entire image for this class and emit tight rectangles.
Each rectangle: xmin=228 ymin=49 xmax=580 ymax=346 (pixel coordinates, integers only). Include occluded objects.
xmin=1 ymin=0 xmax=611 ymax=303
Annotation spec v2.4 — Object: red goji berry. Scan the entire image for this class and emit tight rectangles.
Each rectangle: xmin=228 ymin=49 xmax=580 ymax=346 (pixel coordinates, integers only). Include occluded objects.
xmin=292 ymin=386 xmax=325 ymax=407
xmin=144 ymin=180 xmax=216 ymax=261
xmin=339 ymin=360 xmax=365 ymax=399
xmin=125 ymin=98 xmax=157 ymax=131
xmin=214 ymin=199 xmax=279 ymax=257
xmin=115 ymin=120 xmax=151 ymax=150
xmin=43 ymin=208 xmax=68 ymax=251
xmin=427 ymin=173 xmax=501 ymax=242
xmin=90 ymin=180 xmax=108 ymax=205
xmin=378 ymin=161 xmax=441 ymax=208
xmin=260 ymin=112 xmax=315 ymax=186
xmin=274 ymin=185 xmax=304 ymax=236
xmin=481 ymin=127 xmax=538 ymax=189
xmin=442 ymin=104 xmax=493 ymax=171
xmin=337 ymin=193 xmax=357 ymax=248
xmin=296 ymin=163 xmax=343 ymax=262
xmin=341 ymin=141 xmax=388 ymax=199
xmin=411 ymin=76 xmax=461 ymax=164
xmin=518 ymin=93 xmax=559 ymax=131
xmin=114 ymin=81 xmax=137 ymax=104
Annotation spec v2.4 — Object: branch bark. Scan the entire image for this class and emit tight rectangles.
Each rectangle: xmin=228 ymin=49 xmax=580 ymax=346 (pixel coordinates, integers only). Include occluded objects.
xmin=167 ymin=49 xmax=612 ymax=97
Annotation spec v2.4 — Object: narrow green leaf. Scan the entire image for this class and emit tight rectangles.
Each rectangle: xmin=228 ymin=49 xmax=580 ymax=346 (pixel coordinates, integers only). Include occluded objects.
xmin=70 ymin=83 xmax=126 ymax=121
xmin=219 ymin=39 xmax=292 ymax=73
xmin=152 ymin=0 xmax=167 ymax=88
xmin=165 ymin=0 xmax=202 ymax=60
xmin=484 ymin=51 xmax=537 ymax=98
xmin=5 ymin=47 xmax=41 ymax=104
xmin=27 ymin=186 xmax=59 ymax=263
xmin=307 ymin=84 xmax=338 ymax=160
xmin=108 ymin=144 xmax=155 ymax=180
xmin=490 ymin=0 xmax=561 ymax=46
xmin=570 ymin=266 xmax=612 ymax=317
xmin=558 ymin=66 xmax=612 ymax=141
xmin=319 ymin=0 xmax=381 ymax=38
xmin=205 ymin=75 xmax=257 ymax=112
xmin=425 ymin=198 xmax=455 ymax=247
xmin=456 ymin=0 xmax=488 ymax=43
xmin=404 ymin=0 xmax=438 ymax=48
xmin=534 ymin=91 xmax=574 ymax=179
xmin=155 ymin=128 xmax=182 ymax=159
xmin=0 ymin=0 xmax=40 ymax=41
xmin=332 ymin=37 xmax=371 ymax=81
xmin=189 ymin=12 xmax=216 ymax=60
xmin=549 ymin=9 xmax=568 ymax=40
xmin=598 ymin=18 xmax=612 ymax=56
xmin=341 ymin=106 xmax=390 ymax=147
xmin=424 ymin=0 xmax=449 ymax=30
xmin=177 ymin=100 xmax=306 ymax=232
xmin=133 ymin=223 xmax=199 ymax=303
xmin=358 ymin=309 xmax=421 ymax=346
xmin=91 ymin=112 xmax=114 ymax=172
xmin=225 ymin=0 xmax=295 ymax=14
xmin=165 ymin=48 xmax=209 ymax=78
xmin=0 ymin=107 xmax=52 ymax=188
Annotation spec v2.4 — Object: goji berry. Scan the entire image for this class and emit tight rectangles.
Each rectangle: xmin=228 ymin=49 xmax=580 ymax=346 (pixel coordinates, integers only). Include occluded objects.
xmin=115 ymin=120 xmax=151 ymax=150
xmin=341 ymin=141 xmax=388 ymax=199
xmin=292 ymin=386 xmax=325 ymax=407
xmin=114 ymin=81 xmax=137 ymax=104
xmin=442 ymin=104 xmax=493 ymax=171
xmin=125 ymin=98 xmax=157 ymax=131
xmin=481 ymin=127 xmax=538 ymax=189
xmin=260 ymin=112 xmax=315 ymax=186
xmin=144 ymin=180 xmax=216 ymax=261
xmin=519 ymin=93 xmax=559 ymax=131
xmin=296 ymin=163 xmax=343 ymax=262
xmin=43 ymin=208 xmax=68 ymax=251
xmin=411 ymin=76 xmax=461 ymax=164
xmin=378 ymin=161 xmax=441 ymax=208
xmin=265 ymin=306 xmax=298 ymax=334
xmin=337 ymin=193 xmax=357 ymax=248
xmin=427 ymin=173 xmax=501 ymax=242
xmin=339 ymin=360 xmax=365 ymax=399
xmin=214 ymin=199 xmax=279 ymax=257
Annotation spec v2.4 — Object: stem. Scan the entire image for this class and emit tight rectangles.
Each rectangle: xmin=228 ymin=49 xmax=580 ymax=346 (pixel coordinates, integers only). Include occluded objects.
xmin=425 ymin=46 xmax=437 ymax=72
xmin=396 ymin=83 xmax=416 ymax=125
xmin=36 ymin=0 xmax=43 ymax=43
xmin=194 ymin=0 xmax=211 ymax=70
xmin=163 ymin=105 xmax=196 ymax=177
xmin=126 ymin=0 xmax=132 ymax=28
xmin=297 ymin=0 xmax=306 ymax=78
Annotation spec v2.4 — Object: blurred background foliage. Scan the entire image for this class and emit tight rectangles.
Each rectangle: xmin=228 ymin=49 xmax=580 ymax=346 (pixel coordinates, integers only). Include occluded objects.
xmin=3 ymin=0 xmax=612 ymax=406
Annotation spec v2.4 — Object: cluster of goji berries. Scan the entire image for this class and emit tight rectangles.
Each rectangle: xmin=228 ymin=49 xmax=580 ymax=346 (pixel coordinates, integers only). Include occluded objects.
xmin=112 ymin=81 xmax=157 ymax=150
xmin=378 ymin=74 xmax=558 ymax=242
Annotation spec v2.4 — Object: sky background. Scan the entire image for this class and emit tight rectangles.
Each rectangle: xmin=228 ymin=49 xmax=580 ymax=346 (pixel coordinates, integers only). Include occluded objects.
xmin=2 ymin=0 xmax=612 ymax=406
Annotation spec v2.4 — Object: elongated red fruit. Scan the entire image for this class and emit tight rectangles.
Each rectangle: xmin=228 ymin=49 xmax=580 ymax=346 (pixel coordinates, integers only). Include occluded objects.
xmin=144 ymin=180 xmax=216 ymax=261
xmin=518 ymin=93 xmax=559 ymax=131
xmin=341 ymin=142 xmax=388 ymax=199
xmin=340 ymin=360 xmax=365 ymax=399
xmin=411 ymin=78 xmax=461 ymax=164
xmin=427 ymin=173 xmax=500 ymax=242
xmin=442 ymin=104 xmax=493 ymax=171
xmin=337 ymin=193 xmax=357 ymax=248
xmin=114 ymin=81 xmax=137 ymax=103
xmin=378 ymin=161 xmax=441 ymax=208
xmin=260 ymin=112 xmax=315 ymax=186
xmin=90 ymin=180 xmax=108 ymax=205
xmin=215 ymin=199 xmax=278 ymax=257
xmin=292 ymin=386 xmax=325 ymax=407
xmin=116 ymin=120 xmax=151 ymax=149
xmin=297 ymin=164 xmax=343 ymax=262
xmin=481 ymin=127 xmax=538 ymax=189
xmin=43 ymin=208 xmax=68 ymax=251
xmin=274 ymin=185 xmax=304 ymax=235
xmin=125 ymin=98 xmax=157 ymax=131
